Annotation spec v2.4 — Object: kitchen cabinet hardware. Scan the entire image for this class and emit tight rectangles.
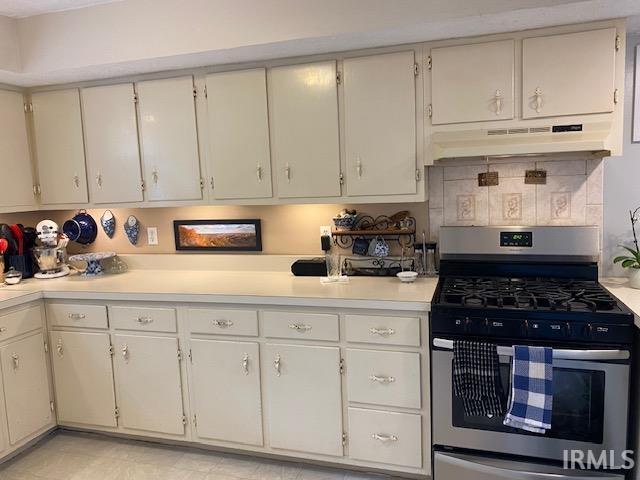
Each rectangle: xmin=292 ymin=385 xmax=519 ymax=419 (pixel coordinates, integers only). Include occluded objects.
xmin=11 ymin=353 xmax=18 ymax=370
xmin=242 ymin=353 xmax=249 ymax=375
xmin=369 ymin=374 xmax=395 ymax=384
xmin=355 ymin=159 xmax=363 ymax=179
xmin=73 ymin=175 xmax=80 ymax=188
xmin=256 ymin=164 xmax=263 ymax=182
xmin=372 ymin=433 xmax=398 ymax=443
xmin=285 ymin=163 xmax=291 ymax=182
xmin=212 ymin=319 xmax=233 ymax=328
xmin=121 ymin=344 xmax=129 ymax=360
xmin=56 ymin=339 xmax=63 ymax=357
xmin=288 ymin=323 xmax=312 ymax=332
xmin=494 ymin=89 xmax=503 ymax=115
xmin=96 ymin=173 xmax=103 ymax=187
xmin=68 ymin=313 xmax=86 ymax=320
xmin=135 ymin=316 xmax=153 ymax=324
xmin=274 ymin=354 xmax=281 ymax=376
xmin=370 ymin=327 xmax=395 ymax=337
xmin=0 ymin=327 xmax=6 ymax=333
xmin=533 ymin=87 xmax=543 ymax=113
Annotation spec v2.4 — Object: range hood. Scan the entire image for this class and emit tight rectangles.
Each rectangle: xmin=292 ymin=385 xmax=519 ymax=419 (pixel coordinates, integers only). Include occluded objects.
xmin=431 ymin=121 xmax=613 ymax=160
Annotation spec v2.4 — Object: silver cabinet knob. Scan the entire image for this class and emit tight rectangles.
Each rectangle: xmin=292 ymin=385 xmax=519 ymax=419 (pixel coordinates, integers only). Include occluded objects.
xmin=135 ymin=316 xmax=153 ymax=324
xmin=369 ymin=374 xmax=395 ymax=384
xmin=68 ymin=313 xmax=86 ymax=320
xmin=212 ymin=320 xmax=233 ymax=328
xmin=288 ymin=323 xmax=312 ymax=332
xmin=372 ymin=433 xmax=398 ymax=443
xmin=369 ymin=327 xmax=395 ymax=337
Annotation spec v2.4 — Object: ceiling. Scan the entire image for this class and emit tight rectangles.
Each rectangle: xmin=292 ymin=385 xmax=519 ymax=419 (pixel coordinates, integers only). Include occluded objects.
xmin=0 ymin=0 xmax=122 ymax=18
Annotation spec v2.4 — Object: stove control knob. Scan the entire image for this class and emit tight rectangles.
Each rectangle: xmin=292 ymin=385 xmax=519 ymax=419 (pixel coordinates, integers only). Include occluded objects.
xmin=583 ymin=323 xmax=593 ymax=339
xmin=521 ymin=320 xmax=529 ymax=335
xmin=463 ymin=317 xmax=472 ymax=333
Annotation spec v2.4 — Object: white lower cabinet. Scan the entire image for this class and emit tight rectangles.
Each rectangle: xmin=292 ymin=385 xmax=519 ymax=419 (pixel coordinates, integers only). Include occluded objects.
xmin=190 ymin=339 xmax=262 ymax=446
xmin=113 ymin=334 xmax=185 ymax=435
xmin=49 ymin=331 xmax=117 ymax=428
xmin=264 ymin=343 xmax=344 ymax=457
xmin=0 ymin=332 xmax=52 ymax=445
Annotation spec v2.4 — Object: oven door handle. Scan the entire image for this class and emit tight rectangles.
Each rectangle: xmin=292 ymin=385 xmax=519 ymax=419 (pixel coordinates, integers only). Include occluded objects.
xmin=432 ymin=338 xmax=630 ymax=361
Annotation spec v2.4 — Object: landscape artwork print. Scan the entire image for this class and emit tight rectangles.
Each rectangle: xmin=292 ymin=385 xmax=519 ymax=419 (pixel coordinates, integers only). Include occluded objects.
xmin=174 ymin=220 xmax=262 ymax=252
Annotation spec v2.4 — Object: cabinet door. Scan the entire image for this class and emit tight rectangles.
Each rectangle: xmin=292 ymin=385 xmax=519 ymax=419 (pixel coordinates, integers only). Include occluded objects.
xmin=81 ymin=83 xmax=143 ymax=204
xmin=206 ymin=69 xmax=272 ymax=200
xmin=0 ymin=90 xmax=35 ymax=208
xmin=522 ymin=28 xmax=617 ymax=118
xmin=431 ymin=40 xmax=515 ymax=124
xmin=31 ymin=89 xmax=88 ymax=204
xmin=269 ymin=61 xmax=341 ymax=198
xmin=0 ymin=332 xmax=51 ymax=445
xmin=113 ymin=334 xmax=184 ymax=435
xmin=191 ymin=340 xmax=262 ymax=445
xmin=264 ymin=343 xmax=343 ymax=456
xmin=137 ymin=77 xmax=202 ymax=201
xmin=49 ymin=331 xmax=117 ymax=428
xmin=343 ymin=51 xmax=417 ymax=197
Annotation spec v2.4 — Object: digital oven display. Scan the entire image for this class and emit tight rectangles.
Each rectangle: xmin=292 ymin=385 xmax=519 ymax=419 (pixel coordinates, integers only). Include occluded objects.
xmin=500 ymin=231 xmax=533 ymax=247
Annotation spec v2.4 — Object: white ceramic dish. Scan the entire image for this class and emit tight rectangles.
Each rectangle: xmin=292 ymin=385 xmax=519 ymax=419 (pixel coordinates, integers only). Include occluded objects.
xmin=397 ymin=271 xmax=418 ymax=283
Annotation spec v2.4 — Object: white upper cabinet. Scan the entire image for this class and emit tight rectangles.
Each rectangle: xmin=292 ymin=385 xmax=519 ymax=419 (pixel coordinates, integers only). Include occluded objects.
xmin=0 ymin=90 xmax=35 ymax=209
xmin=431 ymin=40 xmax=515 ymax=124
xmin=81 ymin=83 xmax=143 ymax=204
xmin=522 ymin=28 xmax=617 ymax=119
xmin=343 ymin=51 xmax=417 ymax=197
xmin=269 ymin=61 xmax=341 ymax=198
xmin=206 ymin=69 xmax=273 ymax=200
xmin=31 ymin=89 xmax=88 ymax=205
xmin=137 ymin=76 xmax=202 ymax=201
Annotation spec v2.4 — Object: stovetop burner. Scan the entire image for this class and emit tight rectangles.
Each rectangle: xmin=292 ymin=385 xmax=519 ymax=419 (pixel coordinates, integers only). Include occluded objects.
xmin=439 ymin=277 xmax=619 ymax=313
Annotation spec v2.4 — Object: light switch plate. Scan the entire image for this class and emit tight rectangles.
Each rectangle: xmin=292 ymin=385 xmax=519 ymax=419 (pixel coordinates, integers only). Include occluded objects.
xmin=147 ymin=227 xmax=158 ymax=246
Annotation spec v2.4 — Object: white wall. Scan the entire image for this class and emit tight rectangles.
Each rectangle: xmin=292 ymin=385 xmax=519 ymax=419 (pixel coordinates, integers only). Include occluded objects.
xmin=603 ymin=33 xmax=640 ymax=276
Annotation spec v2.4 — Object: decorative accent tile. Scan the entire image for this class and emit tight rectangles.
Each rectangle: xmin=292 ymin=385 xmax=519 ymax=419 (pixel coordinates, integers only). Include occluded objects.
xmin=536 ymin=176 xmax=586 ymax=226
xmin=488 ymin=178 xmax=536 ymax=226
xmin=457 ymin=195 xmax=476 ymax=221
xmin=586 ymin=158 xmax=603 ymax=205
xmin=535 ymin=159 xmax=586 ymax=176
xmin=443 ymin=164 xmax=488 ymax=181
xmin=427 ymin=166 xmax=444 ymax=209
xmin=443 ymin=179 xmax=489 ymax=226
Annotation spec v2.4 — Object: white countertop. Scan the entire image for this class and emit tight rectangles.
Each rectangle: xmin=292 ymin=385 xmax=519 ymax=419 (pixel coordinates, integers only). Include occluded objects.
xmin=600 ymin=277 xmax=640 ymax=328
xmin=0 ymin=270 xmax=437 ymax=312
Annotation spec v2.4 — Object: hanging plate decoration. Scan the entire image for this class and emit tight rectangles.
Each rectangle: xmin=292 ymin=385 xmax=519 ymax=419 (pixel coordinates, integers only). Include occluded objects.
xmin=101 ymin=210 xmax=116 ymax=238
xmin=124 ymin=215 xmax=140 ymax=245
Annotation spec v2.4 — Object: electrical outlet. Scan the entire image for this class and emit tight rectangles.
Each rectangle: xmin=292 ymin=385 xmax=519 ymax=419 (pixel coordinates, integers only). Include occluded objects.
xmin=320 ymin=225 xmax=332 ymax=237
xmin=147 ymin=227 xmax=158 ymax=246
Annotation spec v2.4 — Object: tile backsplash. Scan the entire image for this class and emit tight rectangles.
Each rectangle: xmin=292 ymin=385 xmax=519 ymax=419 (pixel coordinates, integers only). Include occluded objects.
xmin=428 ymin=154 xmax=604 ymax=255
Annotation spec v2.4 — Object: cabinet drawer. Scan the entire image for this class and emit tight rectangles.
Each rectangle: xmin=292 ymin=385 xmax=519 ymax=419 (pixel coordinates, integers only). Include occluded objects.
xmin=345 ymin=314 xmax=420 ymax=346
xmin=109 ymin=306 xmax=177 ymax=333
xmin=348 ymin=408 xmax=422 ymax=468
xmin=47 ymin=303 xmax=108 ymax=329
xmin=189 ymin=308 xmax=258 ymax=336
xmin=346 ymin=349 xmax=420 ymax=409
xmin=0 ymin=305 xmax=43 ymax=341
xmin=262 ymin=311 xmax=338 ymax=341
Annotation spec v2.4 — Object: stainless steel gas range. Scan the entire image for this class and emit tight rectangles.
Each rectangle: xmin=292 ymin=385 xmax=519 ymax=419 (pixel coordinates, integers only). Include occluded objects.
xmin=430 ymin=226 xmax=634 ymax=480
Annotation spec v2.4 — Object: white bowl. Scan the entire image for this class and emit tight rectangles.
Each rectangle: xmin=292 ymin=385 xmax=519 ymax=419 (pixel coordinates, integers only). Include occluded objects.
xmin=396 ymin=271 xmax=418 ymax=283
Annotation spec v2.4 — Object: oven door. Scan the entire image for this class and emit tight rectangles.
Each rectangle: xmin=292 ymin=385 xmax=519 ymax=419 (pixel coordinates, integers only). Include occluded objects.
xmin=432 ymin=339 xmax=630 ymax=465
xmin=434 ymin=452 xmax=625 ymax=480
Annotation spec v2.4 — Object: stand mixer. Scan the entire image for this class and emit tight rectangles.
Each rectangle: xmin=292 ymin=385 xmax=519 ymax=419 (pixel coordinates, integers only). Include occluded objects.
xmin=33 ymin=220 xmax=70 ymax=279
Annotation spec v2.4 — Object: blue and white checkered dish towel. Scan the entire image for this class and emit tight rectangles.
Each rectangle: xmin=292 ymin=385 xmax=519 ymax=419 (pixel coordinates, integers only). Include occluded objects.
xmin=503 ymin=345 xmax=553 ymax=434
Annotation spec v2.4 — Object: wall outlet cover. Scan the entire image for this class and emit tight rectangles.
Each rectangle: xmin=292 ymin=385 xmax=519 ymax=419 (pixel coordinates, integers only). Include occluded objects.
xmin=147 ymin=227 xmax=159 ymax=246
xmin=320 ymin=225 xmax=332 ymax=237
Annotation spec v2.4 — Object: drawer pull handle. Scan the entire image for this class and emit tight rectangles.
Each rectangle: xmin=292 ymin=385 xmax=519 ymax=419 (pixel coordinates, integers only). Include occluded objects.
xmin=369 ymin=374 xmax=395 ymax=384
xmin=369 ymin=327 xmax=395 ymax=337
xmin=11 ymin=353 xmax=18 ymax=370
xmin=288 ymin=323 xmax=312 ymax=332
xmin=135 ymin=316 xmax=153 ymax=324
xmin=68 ymin=313 xmax=86 ymax=320
xmin=372 ymin=433 xmax=398 ymax=443
xmin=274 ymin=354 xmax=281 ymax=376
xmin=242 ymin=353 xmax=249 ymax=375
xmin=56 ymin=339 xmax=64 ymax=357
xmin=0 ymin=327 xmax=6 ymax=333
xmin=212 ymin=320 xmax=234 ymax=328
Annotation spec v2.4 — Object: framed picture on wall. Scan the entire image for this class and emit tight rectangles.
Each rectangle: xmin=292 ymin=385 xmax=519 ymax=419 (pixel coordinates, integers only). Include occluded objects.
xmin=634 ymin=46 xmax=640 ymax=142
xmin=173 ymin=219 xmax=262 ymax=252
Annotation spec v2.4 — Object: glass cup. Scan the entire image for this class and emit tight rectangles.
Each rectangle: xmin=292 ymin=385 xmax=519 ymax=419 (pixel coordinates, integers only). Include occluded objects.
xmin=325 ymin=254 xmax=342 ymax=280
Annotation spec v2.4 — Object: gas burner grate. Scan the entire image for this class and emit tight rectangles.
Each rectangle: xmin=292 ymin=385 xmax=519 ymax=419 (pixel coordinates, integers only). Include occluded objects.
xmin=440 ymin=277 xmax=618 ymax=313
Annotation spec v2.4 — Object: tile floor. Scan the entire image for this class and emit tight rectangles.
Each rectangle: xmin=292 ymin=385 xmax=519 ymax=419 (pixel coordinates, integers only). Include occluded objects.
xmin=0 ymin=431 xmax=392 ymax=480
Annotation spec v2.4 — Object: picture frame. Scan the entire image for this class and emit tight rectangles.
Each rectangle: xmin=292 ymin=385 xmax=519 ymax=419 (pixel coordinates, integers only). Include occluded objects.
xmin=173 ymin=219 xmax=262 ymax=252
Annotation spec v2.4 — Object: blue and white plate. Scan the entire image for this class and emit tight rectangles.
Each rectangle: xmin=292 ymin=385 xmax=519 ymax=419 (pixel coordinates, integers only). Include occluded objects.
xmin=101 ymin=210 xmax=116 ymax=238
xmin=124 ymin=215 xmax=140 ymax=245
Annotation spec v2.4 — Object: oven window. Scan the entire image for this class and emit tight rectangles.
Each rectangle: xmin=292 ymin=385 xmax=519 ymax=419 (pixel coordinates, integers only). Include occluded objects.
xmin=451 ymin=362 xmax=605 ymax=444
